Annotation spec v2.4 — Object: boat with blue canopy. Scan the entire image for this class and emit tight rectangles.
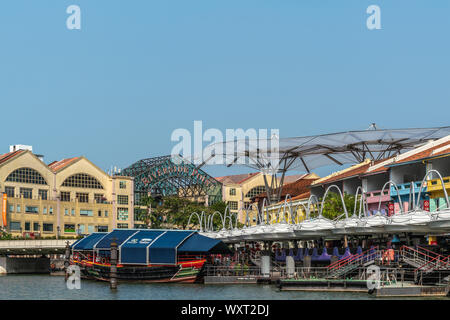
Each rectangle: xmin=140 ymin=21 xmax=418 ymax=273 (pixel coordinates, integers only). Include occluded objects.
xmin=70 ymin=229 xmax=231 ymax=283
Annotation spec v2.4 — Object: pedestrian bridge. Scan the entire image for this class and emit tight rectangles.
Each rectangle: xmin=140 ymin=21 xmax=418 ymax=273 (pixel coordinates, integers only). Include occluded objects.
xmin=0 ymin=239 xmax=77 ymax=255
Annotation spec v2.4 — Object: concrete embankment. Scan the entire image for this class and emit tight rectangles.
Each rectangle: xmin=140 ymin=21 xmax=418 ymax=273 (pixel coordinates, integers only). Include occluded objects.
xmin=0 ymin=257 xmax=50 ymax=274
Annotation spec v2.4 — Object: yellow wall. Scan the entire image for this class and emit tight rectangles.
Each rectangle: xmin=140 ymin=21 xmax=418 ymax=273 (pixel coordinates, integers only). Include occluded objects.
xmin=0 ymin=151 xmax=136 ymax=238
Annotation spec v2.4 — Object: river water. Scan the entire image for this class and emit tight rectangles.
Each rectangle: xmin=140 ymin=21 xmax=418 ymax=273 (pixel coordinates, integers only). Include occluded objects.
xmin=0 ymin=275 xmax=447 ymax=300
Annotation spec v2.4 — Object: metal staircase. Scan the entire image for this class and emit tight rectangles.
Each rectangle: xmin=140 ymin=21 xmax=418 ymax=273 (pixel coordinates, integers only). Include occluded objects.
xmin=400 ymin=245 xmax=450 ymax=274
xmin=327 ymin=247 xmax=381 ymax=279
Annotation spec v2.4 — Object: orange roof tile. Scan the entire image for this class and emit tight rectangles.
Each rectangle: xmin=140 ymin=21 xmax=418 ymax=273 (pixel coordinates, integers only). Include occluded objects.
xmin=253 ymin=178 xmax=317 ymax=200
xmin=390 ymin=140 xmax=450 ymax=164
xmin=311 ymin=159 xmax=374 ymax=186
xmin=0 ymin=150 xmax=25 ymax=165
xmin=215 ymin=172 xmax=259 ymax=184
xmin=48 ymin=157 xmax=79 ymax=172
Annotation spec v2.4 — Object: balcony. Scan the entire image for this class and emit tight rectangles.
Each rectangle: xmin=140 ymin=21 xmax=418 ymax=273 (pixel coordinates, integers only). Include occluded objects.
xmin=390 ymin=181 xmax=427 ymax=198
xmin=427 ymin=176 xmax=450 ymax=193
xmin=365 ymin=189 xmax=391 ymax=204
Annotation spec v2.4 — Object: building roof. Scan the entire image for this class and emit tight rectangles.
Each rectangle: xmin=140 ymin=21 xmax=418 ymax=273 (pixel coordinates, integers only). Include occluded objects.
xmin=311 ymin=159 xmax=373 ymax=186
xmin=215 ymin=172 xmax=259 ymax=185
xmin=48 ymin=157 xmax=80 ymax=172
xmin=252 ymin=177 xmax=318 ymax=201
xmin=215 ymin=172 xmax=312 ymax=186
xmin=0 ymin=150 xmax=25 ymax=166
xmin=283 ymin=174 xmax=309 ymax=184
xmin=365 ymin=135 xmax=450 ymax=174
xmin=311 ymin=135 xmax=450 ymax=183
xmin=274 ymin=191 xmax=311 ymax=205
xmin=386 ymin=140 xmax=450 ymax=166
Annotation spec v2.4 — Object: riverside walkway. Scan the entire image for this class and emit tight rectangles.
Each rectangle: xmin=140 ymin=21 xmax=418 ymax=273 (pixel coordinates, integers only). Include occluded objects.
xmin=0 ymin=239 xmax=76 ymax=255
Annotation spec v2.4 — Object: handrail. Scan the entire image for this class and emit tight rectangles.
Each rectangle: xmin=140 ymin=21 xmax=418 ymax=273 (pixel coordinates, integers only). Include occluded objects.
xmin=415 ymin=254 xmax=446 ymax=272
xmin=400 ymin=245 xmax=450 ymax=272
xmin=416 ymin=245 xmax=448 ymax=260
xmin=327 ymin=246 xmax=379 ymax=272
xmin=400 ymin=245 xmax=443 ymax=262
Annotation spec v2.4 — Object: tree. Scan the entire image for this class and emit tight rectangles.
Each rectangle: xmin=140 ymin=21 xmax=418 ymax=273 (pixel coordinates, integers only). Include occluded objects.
xmin=135 ymin=195 xmax=227 ymax=230
xmin=135 ymin=195 xmax=165 ymax=228
xmin=319 ymin=192 xmax=356 ymax=220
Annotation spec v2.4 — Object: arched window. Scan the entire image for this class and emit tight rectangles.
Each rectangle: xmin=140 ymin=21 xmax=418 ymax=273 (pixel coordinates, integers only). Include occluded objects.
xmin=6 ymin=167 xmax=48 ymax=185
xmin=62 ymin=173 xmax=104 ymax=189
xmin=245 ymin=185 xmax=266 ymax=198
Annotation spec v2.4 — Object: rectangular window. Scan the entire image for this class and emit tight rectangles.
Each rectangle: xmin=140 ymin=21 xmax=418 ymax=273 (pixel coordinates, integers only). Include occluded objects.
xmin=5 ymin=186 xmax=15 ymax=197
xmin=33 ymin=222 xmax=40 ymax=231
xmin=43 ymin=207 xmax=47 ymax=214
xmin=20 ymin=188 xmax=32 ymax=199
xmin=229 ymin=188 xmax=236 ymax=196
xmin=38 ymin=189 xmax=48 ymax=200
xmin=60 ymin=192 xmax=71 ymax=202
xmin=94 ymin=194 xmax=104 ymax=204
xmin=117 ymin=223 xmax=128 ymax=229
xmin=227 ymin=201 xmax=238 ymax=210
xmin=76 ymin=193 xmax=89 ymax=203
xmin=98 ymin=210 xmax=102 ymax=217
xmin=10 ymin=221 xmax=21 ymax=231
xmin=80 ymin=209 xmax=93 ymax=217
xmin=71 ymin=209 xmax=75 ymax=216
xmin=119 ymin=181 xmax=126 ymax=189
xmin=64 ymin=224 xmax=76 ymax=233
xmin=64 ymin=208 xmax=69 ymax=216
xmin=43 ymin=223 xmax=53 ymax=232
xmin=17 ymin=205 xmax=21 ymax=213
xmin=25 ymin=206 xmax=39 ymax=214
xmin=25 ymin=222 xmax=31 ymax=231
xmin=49 ymin=207 xmax=53 ymax=215
xmin=97 ymin=225 xmax=108 ymax=232
xmin=117 ymin=195 xmax=129 ymax=205
xmin=8 ymin=205 xmax=14 ymax=213
xmin=78 ymin=224 xmax=86 ymax=234
xmin=117 ymin=208 xmax=129 ymax=221
xmin=87 ymin=225 xmax=94 ymax=234
xmin=104 ymin=210 xmax=108 ymax=217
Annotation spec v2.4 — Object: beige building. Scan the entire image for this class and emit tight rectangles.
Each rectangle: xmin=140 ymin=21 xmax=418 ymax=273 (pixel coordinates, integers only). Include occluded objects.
xmin=216 ymin=172 xmax=315 ymax=224
xmin=0 ymin=146 xmax=135 ymax=238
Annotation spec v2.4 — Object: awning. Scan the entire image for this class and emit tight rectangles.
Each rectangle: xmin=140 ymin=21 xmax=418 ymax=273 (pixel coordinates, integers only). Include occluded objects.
xmin=119 ymin=230 xmax=166 ymax=264
xmin=94 ymin=229 xmax=138 ymax=250
xmin=177 ymin=233 xmax=230 ymax=254
xmin=71 ymin=229 xmax=231 ymax=265
xmin=72 ymin=232 xmax=107 ymax=251
xmin=147 ymin=231 xmax=194 ymax=265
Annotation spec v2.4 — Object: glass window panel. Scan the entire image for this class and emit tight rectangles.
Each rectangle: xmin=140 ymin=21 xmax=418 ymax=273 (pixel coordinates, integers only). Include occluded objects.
xmin=6 ymin=168 xmax=47 ymax=185
xmin=62 ymin=173 xmax=103 ymax=189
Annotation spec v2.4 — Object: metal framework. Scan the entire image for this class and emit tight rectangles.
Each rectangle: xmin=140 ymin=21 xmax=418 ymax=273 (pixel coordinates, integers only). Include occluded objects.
xmin=204 ymin=126 xmax=450 ymax=204
xmin=120 ymin=155 xmax=222 ymax=204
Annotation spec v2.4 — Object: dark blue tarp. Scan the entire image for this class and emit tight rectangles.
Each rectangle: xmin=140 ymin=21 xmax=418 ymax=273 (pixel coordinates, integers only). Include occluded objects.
xmin=70 ymin=237 xmax=84 ymax=249
xmin=95 ymin=229 xmax=138 ymax=250
xmin=148 ymin=231 xmax=194 ymax=264
xmin=120 ymin=230 xmax=166 ymax=264
xmin=71 ymin=229 xmax=230 ymax=265
xmin=177 ymin=233 xmax=222 ymax=253
xmin=72 ymin=232 xmax=107 ymax=250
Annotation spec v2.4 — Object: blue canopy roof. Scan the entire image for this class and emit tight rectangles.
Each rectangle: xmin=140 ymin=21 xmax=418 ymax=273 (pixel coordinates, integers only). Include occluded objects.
xmin=94 ymin=229 xmax=138 ymax=250
xmin=71 ymin=229 xmax=230 ymax=265
xmin=120 ymin=230 xmax=166 ymax=264
xmin=177 ymin=233 xmax=224 ymax=253
xmin=147 ymin=231 xmax=194 ymax=265
xmin=72 ymin=232 xmax=107 ymax=251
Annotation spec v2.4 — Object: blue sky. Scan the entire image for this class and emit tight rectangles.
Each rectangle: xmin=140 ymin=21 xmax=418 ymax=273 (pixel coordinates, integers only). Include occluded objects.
xmin=0 ymin=1 xmax=449 ymax=177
